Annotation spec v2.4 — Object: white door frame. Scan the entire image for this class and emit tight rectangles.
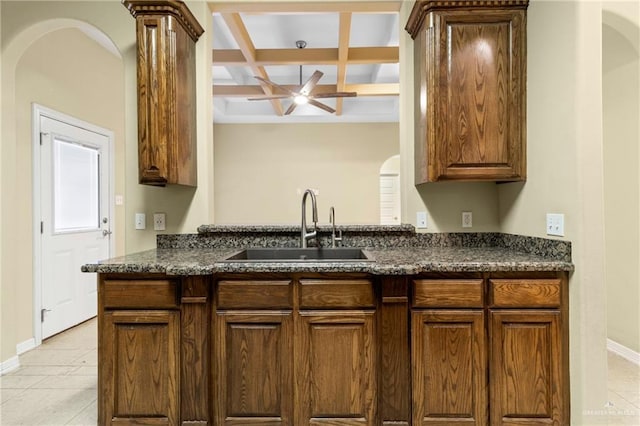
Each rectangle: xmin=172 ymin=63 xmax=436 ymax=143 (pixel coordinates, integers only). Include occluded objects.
xmin=32 ymin=103 xmax=115 ymax=345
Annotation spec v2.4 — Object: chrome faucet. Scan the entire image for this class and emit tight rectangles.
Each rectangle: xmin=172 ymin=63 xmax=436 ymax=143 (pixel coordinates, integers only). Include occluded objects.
xmin=301 ymin=189 xmax=318 ymax=248
xmin=329 ymin=206 xmax=343 ymax=248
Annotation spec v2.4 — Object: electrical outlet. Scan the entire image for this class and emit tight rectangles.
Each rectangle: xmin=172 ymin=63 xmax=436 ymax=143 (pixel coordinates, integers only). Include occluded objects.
xmin=135 ymin=213 xmax=146 ymax=230
xmin=462 ymin=211 xmax=473 ymax=228
xmin=416 ymin=211 xmax=427 ymax=229
xmin=546 ymin=213 xmax=565 ymax=236
xmin=153 ymin=213 xmax=166 ymax=231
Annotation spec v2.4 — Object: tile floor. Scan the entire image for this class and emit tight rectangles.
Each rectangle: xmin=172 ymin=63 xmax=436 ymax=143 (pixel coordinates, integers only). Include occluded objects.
xmin=0 ymin=319 xmax=97 ymax=425
xmin=0 ymin=318 xmax=639 ymax=425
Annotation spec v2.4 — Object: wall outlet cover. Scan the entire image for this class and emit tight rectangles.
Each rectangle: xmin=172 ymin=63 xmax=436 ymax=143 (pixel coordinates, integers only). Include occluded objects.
xmin=462 ymin=211 xmax=473 ymax=228
xmin=153 ymin=213 xmax=166 ymax=231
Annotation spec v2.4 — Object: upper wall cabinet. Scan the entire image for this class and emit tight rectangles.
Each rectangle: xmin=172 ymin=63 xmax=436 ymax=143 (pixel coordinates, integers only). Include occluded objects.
xmin=406 ymin=1 xmax=528 ymax=183
xmin=124 ymin=0 xmax=204 ymax=187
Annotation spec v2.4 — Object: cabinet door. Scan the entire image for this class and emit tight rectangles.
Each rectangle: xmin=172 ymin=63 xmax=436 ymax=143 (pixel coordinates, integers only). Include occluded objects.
xmin=412 ymin=310 xmax=487 ymax=425
xmin=490 ymin=310 xmax=565 ymax=425
xmin=101 ymin=310 xmax=180 ymax=426
xmin=214 ymin=311 xmax=293 ymax=425
xmin=415 ymin=8 xmax=526 ymax=182
xmin=295 ymin=310 xmax=376 ymax=425
xmin=126 ymin=1 xmax=202 ymax=187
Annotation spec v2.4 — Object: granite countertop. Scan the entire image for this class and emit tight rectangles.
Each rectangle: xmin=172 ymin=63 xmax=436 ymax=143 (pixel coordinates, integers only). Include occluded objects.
xmin=82 ymin=226 xmax=574 ymax=275
xmin=81 ymin=246 xmax=574 ymax=276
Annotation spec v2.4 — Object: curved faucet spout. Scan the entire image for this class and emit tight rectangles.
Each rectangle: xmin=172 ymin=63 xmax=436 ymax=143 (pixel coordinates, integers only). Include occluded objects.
xmin=301 ymin=189 xmax=318 ymax=248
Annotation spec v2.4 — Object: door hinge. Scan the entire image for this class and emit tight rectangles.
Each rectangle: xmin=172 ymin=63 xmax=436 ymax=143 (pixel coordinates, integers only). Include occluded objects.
xmin=39 ymin=132 xmax=47 ymax=145
xmin=40 ymin=221 xmax=43 ymax=234
xmin=41 ymin=308 xmax=51 ymax=322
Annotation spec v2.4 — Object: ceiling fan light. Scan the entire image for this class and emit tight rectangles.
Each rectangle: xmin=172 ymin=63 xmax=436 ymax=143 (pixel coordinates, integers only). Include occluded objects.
xmin=294 ymin=94 xmax=308 ymax=105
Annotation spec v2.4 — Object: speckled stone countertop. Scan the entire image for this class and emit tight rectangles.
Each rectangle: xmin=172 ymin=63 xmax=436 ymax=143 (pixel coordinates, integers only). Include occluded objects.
xmin=82 ymin=225 xmax=573 ymax=276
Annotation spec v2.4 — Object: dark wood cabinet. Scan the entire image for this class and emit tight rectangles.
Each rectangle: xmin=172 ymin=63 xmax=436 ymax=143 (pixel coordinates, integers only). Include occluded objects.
xmin=101 ymin=310 xmax=180 ymax=425
xmin=214 ymin=311 xmax=294 ymax=425
xmin=124 ymin=0 xmax=204 ymax=186
xmin=488 ymin=278 xmax=569 ymax=426
xmin=296 ymin=310 xmax=377 ymax=425
xmin=412 ymin=310 xmax=487 ymax=425
xmin=295 ymin=278 xmax=377 ymax=424
xmin=214 ymin=279 xmax=293 ymax=424
xmin=99 ymin=275 xmax=210 ymax=426
xmin=406 ymin=1 xmax=528 ymax=183
xmin=489 ymin=310 xmax=563 ymax=425
xmin=97 ymin=271 xmax=569 ymax=425
xmin=411 ymin=279 xmax=487 ymax=425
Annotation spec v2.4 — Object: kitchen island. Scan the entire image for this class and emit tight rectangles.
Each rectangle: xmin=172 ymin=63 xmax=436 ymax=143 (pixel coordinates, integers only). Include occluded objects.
xmin=83 ymin=225 xmax=573 ymax=426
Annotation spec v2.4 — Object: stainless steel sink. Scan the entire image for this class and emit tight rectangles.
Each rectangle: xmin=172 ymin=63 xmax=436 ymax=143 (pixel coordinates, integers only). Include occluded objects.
xmin=222 ymin=247 xmax=373 ymax=262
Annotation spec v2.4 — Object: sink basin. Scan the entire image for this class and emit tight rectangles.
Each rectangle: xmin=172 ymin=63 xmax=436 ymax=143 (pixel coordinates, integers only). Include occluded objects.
xmin=223 ymin=247 xmax=373 ymax=262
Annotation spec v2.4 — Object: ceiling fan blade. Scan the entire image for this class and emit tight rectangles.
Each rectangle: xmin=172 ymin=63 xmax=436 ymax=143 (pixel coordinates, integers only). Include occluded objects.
xmin=254 ymin=76 xmax=295 ymax=96
xmin=299 ymin=70 xmax=323 ymax=96
xmin=312 ymin=92 xmax=358 ymax=99
xmin=284 ymin=102 xmax=298 ymax=115
xmin=308 ymin=98 xmax=336 ymax=114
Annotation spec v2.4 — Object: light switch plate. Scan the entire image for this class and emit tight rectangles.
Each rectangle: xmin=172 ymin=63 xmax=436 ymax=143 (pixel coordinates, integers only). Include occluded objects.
xmin=416 ymin=211 xmax=427 ymax=229
xmin=546 ymin=213 xmax=565 ymax=237
xmin=135 ymin=213 xmax=146 ymax=230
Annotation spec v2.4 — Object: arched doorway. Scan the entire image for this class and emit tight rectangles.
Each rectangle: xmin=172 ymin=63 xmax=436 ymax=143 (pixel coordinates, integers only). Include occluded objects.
xmin=2 ymin=18 xmax=125 ymax=349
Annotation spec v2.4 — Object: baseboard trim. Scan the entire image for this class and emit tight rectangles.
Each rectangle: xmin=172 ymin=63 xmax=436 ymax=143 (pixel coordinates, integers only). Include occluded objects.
xmin=16 ymin=338 xmax=36 ymax=355
xmin=607 ymin=338 xmax=640 ymax=365
xmin=0 ymin=356 xmax=20 ymax=376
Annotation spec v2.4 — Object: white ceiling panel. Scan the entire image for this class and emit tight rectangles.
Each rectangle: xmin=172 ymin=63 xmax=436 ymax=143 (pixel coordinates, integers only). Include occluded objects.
xmin=210 ymin=1 xmax=401 ymax=123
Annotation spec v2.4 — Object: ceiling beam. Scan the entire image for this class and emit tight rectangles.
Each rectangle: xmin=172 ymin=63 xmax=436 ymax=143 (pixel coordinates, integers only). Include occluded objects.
xmin=220 ymin=12 xmax=284 ymax=116
xmin=209 ymin=2 xmax=402 ymax=14
xmin=335 ymin=12 xmax=351 ymax=116
xmin=212 ymin=47 xmax=399 ymax=66
xmin=213 ymin=83 xmax=399 ymax=97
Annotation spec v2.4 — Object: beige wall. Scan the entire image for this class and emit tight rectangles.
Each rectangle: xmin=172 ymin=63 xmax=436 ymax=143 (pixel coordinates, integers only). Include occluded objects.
xmin=1 ymin=1 xmax=214 ymax=363
xmin=603 ymin=2 xmax=640 ymax=354
xmin=497 ymin=1 xmax=610 ymax=422
xmin=214 ymin=123 xmax=398 ymax=224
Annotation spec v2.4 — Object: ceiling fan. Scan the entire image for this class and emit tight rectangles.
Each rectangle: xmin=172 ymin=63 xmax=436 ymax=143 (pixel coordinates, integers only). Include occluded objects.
xmin=247 ymin=40 xmax=357 ymax=115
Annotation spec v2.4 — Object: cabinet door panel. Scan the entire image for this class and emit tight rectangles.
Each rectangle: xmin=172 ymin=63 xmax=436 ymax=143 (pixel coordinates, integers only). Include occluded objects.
xmin=296 ymin=311 xmax=376 ymax=425
xmin=445 ymin=20 xmax=510 ymax=167
xmin=214 ymin=311 xmax=293 ymax=425
xmin=412 ymin=310 xmax=486 ymax=426
xmin=102 ymin=310 xmax=179 ymax=425
xmin=490 ymin=310 xmax=564 ymax=425
xmin=437 ymin=11 xmax=525 ymax=181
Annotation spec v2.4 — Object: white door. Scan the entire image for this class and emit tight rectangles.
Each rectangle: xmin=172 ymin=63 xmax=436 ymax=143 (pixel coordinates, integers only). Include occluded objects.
xmin=380 ymin=174 xmax=400 ymax=225
xmin=39 ymin=114 xmax=111 ymax=338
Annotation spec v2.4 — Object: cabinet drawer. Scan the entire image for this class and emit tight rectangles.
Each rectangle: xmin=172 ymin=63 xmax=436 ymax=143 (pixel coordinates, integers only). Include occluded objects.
xmin=489 ymin=279 xmax=562 ymax=308
xmin=413 ymin=279 xmax=483 ymax=308
xmin=299 ymin=279 xmax=375 ymax=309
xmin=103 ymin=280 xmax=178 ymax=309
xmin=217 ymin=280 xmax=292 ymax=309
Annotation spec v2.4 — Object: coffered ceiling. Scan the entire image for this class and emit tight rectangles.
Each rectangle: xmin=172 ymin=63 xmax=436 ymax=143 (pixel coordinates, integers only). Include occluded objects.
xmin=209 ymin=1 xmax=402 ymax=123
